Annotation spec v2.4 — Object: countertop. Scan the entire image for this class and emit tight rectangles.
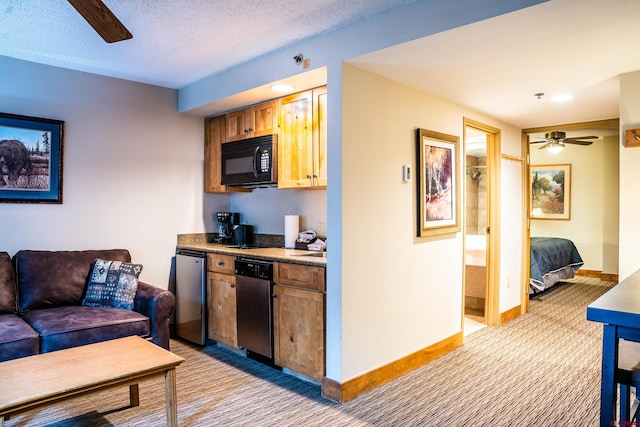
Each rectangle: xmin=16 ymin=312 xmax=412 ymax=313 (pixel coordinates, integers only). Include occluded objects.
xmin=176 ymin=242 xmax=327 ymax=267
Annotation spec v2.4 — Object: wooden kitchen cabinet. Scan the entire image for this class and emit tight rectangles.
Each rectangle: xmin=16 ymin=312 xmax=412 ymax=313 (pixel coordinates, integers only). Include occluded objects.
xmin=207 ymin=253 xmax=238 ymax=347
xmin=273 ymin=262 xmax=326 ymax=380
xmin=277 ymin=87 xmax=327 ymax=189
xmin=204 ymin=115 xmax=251 ymax=193
xmin=225 ymin=100 xmax=276 ymax=142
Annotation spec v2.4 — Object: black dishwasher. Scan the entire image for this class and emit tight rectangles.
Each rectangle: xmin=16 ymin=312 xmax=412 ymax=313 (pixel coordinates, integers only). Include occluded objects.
xmin=235 ymin=258 xmax=273 ymax=361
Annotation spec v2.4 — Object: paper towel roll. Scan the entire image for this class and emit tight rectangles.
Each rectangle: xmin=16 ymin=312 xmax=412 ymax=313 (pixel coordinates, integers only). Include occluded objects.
xmin=284 ymin=215 xmax=299 ymax=249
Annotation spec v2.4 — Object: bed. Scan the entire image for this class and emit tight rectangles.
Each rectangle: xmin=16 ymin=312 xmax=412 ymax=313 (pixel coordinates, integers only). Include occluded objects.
xmin=530 ymin=237 xmax=584 ymax=293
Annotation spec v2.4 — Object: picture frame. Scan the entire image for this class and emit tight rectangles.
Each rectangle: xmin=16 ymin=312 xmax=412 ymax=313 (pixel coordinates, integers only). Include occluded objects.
xmin=530 ymin=164 xmax=571 ymax=220
xmin=416 ymin=128 xmax=460 ymax=237
xmin=0 ymin=112 xmax=64 ymax=204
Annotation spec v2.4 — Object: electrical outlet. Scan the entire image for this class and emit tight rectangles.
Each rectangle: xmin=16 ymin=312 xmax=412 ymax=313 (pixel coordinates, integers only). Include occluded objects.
xmin=317 ymin=221 xmax=327 ymax=236
xmin=302 ymin=58 xmax=310 ymax=69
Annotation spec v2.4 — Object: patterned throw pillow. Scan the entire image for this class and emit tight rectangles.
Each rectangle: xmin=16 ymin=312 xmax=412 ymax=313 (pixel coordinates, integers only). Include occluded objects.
xmin=82 ymin=258 xmax=143 ymax=310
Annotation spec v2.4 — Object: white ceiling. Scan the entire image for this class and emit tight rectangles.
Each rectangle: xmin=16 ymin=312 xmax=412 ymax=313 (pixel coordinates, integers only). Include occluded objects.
xmin=2 ymin=0 xmax=640 ymax=132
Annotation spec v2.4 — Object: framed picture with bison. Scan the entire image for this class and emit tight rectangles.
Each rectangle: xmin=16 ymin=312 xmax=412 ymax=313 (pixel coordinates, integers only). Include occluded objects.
xmin=0 ymin=113 xmax=64 ymax=203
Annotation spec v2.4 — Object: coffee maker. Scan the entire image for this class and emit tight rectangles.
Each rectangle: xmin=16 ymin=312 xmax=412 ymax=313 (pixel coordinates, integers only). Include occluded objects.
xmin=215 ymin=212 xmax=239 ymax=244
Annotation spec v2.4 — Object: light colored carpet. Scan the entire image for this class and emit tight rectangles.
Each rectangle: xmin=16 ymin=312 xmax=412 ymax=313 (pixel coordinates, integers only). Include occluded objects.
xmin=5 ymin=276 xmax=613 ymax=426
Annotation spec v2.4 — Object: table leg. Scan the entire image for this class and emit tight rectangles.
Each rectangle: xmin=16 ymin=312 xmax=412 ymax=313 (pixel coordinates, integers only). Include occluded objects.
xmin=1 ymin=414 xmax=4 ymax=427
xmin=165 ymin=368 xmax=178 ymax=427
xmin=601 ymin=324 xmax=618 ymax=426
xmin=129 ymin=384 xmax=140 ymax=407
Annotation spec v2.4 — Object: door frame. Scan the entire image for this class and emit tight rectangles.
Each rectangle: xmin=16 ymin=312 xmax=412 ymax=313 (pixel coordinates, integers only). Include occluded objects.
xmin=463 ymin=118 xmax=501 ymax=327
xmin=521 ymin=118 xmax=620 ymax=312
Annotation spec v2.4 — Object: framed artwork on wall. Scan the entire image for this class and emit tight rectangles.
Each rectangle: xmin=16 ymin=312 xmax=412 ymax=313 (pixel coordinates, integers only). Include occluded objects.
xmin=416 ymin=128 xmax=460 ymax=237
xmin=530 ymin=163 xmax=571 ymax=220
xmin=0 ymin=113 xmax=64 ymax=204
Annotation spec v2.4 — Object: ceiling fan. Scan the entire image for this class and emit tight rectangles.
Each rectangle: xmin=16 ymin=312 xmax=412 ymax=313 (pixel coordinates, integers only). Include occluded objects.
xmin=67 ymin=0 xmax=132 ymax=43
xmin=530 ymin=131 xmax=598 ymax=152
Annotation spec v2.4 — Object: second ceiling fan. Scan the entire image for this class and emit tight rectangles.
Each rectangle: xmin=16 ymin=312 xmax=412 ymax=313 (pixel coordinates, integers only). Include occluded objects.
xmin=530 ymin=131 xmax=598 ymax=150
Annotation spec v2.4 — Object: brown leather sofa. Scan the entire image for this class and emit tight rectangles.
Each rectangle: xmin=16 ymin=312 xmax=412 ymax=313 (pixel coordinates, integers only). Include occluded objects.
xmin=0 ymin=249 xmax=175 ymax=362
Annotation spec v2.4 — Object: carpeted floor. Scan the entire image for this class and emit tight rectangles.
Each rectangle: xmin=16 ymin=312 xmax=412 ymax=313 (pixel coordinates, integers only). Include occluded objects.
xmin=5 ymin=276 xmax=613 ymax=426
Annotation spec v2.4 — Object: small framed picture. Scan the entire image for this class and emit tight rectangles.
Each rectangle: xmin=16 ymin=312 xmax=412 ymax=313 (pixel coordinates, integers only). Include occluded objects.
xmin=530 ymin=164 xmax=571 ymax=220
xmin=416 ymin=128 xmax=460 ymax=237
xmin=0 ymin=112 xmax=64 ymax=204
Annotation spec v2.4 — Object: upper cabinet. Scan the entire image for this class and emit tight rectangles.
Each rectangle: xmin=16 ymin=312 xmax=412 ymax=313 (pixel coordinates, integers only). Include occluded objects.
xmin=204 ymin=86 xmax=327 ymax=193
xmin=225 ymin=100 xmax=276 ymax=142
xmin=278 ymin=86 xmax=327 ymax=189
xmin=204 ymin=115 xmax=250 ymax=193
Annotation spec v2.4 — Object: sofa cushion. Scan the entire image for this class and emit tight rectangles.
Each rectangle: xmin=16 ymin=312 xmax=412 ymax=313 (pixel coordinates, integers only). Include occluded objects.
xmin=82 ymin=259 xmax=142 ymax=310
xmin=13 ymin=249 xmax=131 ymax=313
xmin=22 ymin=306 xmax=150 ymax=353
xmin=0 ymin=313 xmax=39 ymax=361
xmin=0 ymin=252 xmax=16 ymax=314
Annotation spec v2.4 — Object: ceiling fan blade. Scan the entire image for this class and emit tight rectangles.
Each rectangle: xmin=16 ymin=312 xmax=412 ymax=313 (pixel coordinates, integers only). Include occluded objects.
xmin=537 ymin=143 xmax=551 ymax=150
xmin=530 ymin=140 xmax=548 ymax=144
xmin=568 ymin=135 xmax=598 ymax=140
xmin=67 ymin=0 xmax=132 ymax=43
xmin=564 ymin=140 xmax=594 ymax=146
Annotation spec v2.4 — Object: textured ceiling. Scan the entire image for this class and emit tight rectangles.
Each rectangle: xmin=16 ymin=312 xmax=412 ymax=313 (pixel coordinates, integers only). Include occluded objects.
xmin=0 ymin=0 xmax=415 ymax=89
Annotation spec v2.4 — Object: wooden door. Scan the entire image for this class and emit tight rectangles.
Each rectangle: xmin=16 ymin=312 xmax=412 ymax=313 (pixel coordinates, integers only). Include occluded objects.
xmin=207 ymin=272 xmax=238 ymax=347
xmin=251 ymin=100 xmax=276 ymax=137
xmin=278 ymin=90 xmax=314 ymax=188
xmin=225 ymin=108 xmax=251 ymax=142
xmin=273 ymin=284 xmax=325 ymax=379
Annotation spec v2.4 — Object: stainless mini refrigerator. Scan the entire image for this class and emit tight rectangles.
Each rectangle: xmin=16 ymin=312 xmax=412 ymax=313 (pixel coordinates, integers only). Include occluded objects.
xmin=176 ymin=249 xmax=206 ymax=345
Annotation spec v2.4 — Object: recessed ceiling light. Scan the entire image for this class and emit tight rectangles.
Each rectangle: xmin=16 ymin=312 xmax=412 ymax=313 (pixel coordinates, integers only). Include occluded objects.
xmin=552 ymin=94 xmax=573 ymax=103
xmin=271 ymin=84 xmax=295 ymax=93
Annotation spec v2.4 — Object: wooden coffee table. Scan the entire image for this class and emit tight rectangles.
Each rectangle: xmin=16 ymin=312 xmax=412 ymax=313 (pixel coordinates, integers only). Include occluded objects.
xmin=0 ymin=336 xmax=184 ymax=427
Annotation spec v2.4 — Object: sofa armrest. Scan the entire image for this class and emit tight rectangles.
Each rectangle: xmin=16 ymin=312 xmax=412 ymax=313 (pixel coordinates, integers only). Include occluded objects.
xmin=133 ymin=281 xmax=175 ymax=350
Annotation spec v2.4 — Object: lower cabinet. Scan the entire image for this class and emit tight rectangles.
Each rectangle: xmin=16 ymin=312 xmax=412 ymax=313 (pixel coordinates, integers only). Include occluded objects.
xmin=273 ymin=262 xmax=326 ymax=380
xmin=207 ymin=254 xmax=237 ymax=347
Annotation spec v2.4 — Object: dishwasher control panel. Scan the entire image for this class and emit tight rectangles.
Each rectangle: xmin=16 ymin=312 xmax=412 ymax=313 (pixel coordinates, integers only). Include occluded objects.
xmin=235 ymin=258 xmax=272 ymax=280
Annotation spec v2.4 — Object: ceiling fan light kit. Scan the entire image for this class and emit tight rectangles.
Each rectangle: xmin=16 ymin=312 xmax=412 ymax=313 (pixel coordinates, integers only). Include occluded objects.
xmin=67 ymin=0 xmax=132 ymax=43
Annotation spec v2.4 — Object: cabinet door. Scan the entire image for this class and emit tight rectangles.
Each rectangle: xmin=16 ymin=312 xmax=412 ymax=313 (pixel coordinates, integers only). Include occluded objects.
xmin=277 ymin=90 xmax=314 ymax=189
xmin=225 ymin=108 xmax=251 ymax=142
xmin=207 ymin=271 xmax=238 ymax=347
xmin=273 ymin=284 xmax=325 ymax=379
xmin=251 ymin=100 xmax=276 ymax=137
xmin=313 ymin=86 xmax=328 ymax=188
xmin=204 ymin=116 xmax=251 ymax=193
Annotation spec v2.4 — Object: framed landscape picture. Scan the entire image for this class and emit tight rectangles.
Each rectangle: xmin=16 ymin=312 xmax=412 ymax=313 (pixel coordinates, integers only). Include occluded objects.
xmin=0 ymin=113 xmax=64 ymax=204
xmin=416 ymin=128 xmax=460 ymax=237
xmin=530 ymin=164 xmax=571 ymax=220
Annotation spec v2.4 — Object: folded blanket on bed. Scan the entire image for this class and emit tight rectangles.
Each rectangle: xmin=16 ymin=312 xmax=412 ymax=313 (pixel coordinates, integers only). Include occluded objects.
xmin=530 ymin=237 xmax=584 ymax=291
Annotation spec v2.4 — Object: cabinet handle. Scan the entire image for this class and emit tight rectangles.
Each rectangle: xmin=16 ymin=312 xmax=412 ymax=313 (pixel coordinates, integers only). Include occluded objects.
xmin=230 ymin=284 xmax=236 ymax=288
xmin=272 ymin=294 xmax=277 ymax=298
xmin=218 ymin=261 xmax=224 ymax=266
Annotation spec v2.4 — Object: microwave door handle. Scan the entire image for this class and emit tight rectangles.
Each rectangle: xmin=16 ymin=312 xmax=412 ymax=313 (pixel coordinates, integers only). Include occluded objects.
xmin=252 ymin=146 xmax=260 ymax=177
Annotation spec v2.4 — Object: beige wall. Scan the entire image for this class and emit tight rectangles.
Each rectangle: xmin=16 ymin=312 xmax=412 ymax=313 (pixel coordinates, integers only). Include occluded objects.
xmin=338 ymin=64 xmax=523 ymax=381
xmin=0 ymin=56 xmax=204 ymax=288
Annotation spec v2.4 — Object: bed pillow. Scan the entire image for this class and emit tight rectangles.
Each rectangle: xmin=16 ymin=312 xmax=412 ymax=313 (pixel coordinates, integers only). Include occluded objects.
xmin=82 ymin=258 xmax=142 ymax=310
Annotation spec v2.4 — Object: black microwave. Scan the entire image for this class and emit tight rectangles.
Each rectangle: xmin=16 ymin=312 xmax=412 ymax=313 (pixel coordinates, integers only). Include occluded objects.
xmin=221 ymin=134 xmax=277 ymax=187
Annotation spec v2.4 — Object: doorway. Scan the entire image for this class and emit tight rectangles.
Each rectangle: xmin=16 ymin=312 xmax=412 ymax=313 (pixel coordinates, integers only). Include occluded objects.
xmin=463 ymin=118 xmax=501 ymax=333
xmin=463 ymin=126 xmax=488 ymax=334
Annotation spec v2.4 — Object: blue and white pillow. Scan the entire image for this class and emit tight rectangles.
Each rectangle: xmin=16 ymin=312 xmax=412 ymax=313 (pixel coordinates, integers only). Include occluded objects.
xmin=82 ymin=258 xmax=142 ymax=310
